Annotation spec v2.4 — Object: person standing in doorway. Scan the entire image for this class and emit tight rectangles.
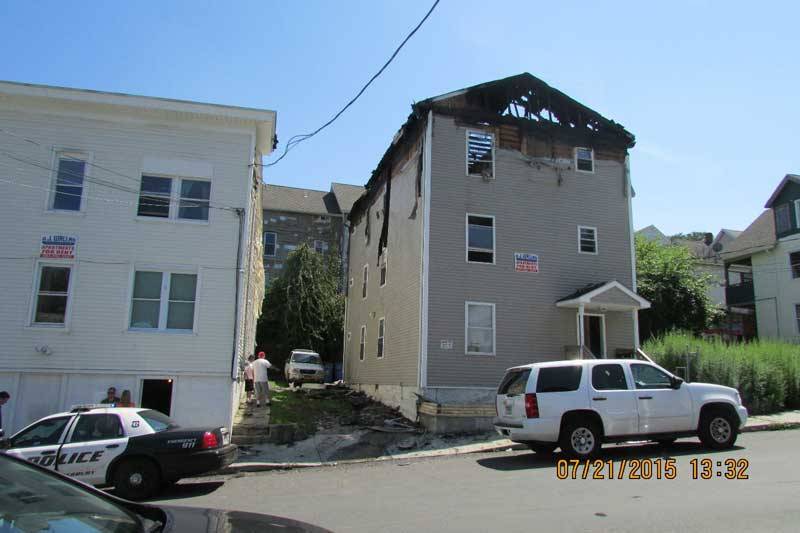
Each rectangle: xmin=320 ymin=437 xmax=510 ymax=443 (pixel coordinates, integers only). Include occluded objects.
xmin=118 ymin=390 xmax=136 ymax=407
xmin=244 ymin=355 xmax=255 ymax=404
xmin=0 ymin=391 xmax=10 ymax=438
xmin=101 ymin=387 xmax=120 ymax=405
xmin=252 ymin=351 xmax=272 ymax=407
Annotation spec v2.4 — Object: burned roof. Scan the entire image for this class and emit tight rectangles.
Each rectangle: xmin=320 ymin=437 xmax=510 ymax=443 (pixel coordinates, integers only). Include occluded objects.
xmin=262 ymin=184 xmax=340 ymax=215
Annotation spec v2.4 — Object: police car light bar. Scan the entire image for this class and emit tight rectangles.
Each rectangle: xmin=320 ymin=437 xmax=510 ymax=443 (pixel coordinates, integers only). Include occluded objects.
xmin=70 ymin=403 xmax=109 ymax=412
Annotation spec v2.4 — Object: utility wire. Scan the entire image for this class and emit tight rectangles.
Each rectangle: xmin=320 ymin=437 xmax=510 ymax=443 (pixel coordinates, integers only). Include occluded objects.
xmin=264 ymin=0 xmax=441 ymax=167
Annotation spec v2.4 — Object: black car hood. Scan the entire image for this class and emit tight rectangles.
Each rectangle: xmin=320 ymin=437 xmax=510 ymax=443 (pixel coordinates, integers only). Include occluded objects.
xmin=162 ymin=505 xmax=333 ymax=533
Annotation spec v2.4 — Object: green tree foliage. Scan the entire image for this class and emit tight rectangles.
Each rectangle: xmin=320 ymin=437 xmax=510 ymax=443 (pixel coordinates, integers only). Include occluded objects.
xmin=256 ymin=243 xmax=344 ymax=369
xmin=636 ymin=235 xmax=720 ymax=341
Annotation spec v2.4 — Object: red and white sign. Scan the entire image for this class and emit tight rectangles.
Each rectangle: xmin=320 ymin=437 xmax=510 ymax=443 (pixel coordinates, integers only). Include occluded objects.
xmin=514 ymin=253 xmax=539 ymax=273
xmin=40 ymin=235 xmax=77 ymax=259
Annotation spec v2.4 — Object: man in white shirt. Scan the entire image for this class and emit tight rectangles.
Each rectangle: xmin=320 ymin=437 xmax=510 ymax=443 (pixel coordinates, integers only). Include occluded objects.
xmin=252 ymin=351 xmax=272 ymax=407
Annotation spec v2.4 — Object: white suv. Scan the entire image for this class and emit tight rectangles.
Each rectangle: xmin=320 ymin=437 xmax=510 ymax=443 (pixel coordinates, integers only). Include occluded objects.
xmin=284 ymin=349 xmax=326 ymax=386
xmin=493 ymin=359 xmax=748 ymax=457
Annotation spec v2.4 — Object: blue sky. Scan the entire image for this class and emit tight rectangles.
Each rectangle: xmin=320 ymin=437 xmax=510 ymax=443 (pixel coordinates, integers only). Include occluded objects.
xmin=1 ymin=0 xmax=798 ymax=234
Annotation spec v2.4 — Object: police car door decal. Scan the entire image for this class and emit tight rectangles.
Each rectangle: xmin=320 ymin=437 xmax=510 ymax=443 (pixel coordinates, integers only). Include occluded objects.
xmin=57 ymin=413 xmax=128 ymax=485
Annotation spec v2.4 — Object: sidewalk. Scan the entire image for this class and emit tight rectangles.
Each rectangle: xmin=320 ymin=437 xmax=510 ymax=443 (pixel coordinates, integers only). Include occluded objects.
xmin=218 ymin=409 xmax=800 ymax=474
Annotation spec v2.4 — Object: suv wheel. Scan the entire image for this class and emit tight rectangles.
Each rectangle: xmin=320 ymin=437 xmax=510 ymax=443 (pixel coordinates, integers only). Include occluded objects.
xmin=113 ymin=458 xmax=161 ymax=500
xmin=560 ymin=418 xmax=601 ymax=458
xmin=698 ymin=409 xmax=738 ymax=449
xmin=528 ymin=443 xmax=557 ymax=455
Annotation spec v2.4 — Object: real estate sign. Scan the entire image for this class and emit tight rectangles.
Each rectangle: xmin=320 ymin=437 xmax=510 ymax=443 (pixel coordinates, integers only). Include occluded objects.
xmin=514 ymin=252 xmax=538 ymax=273
xmin=40 ymin=234 xmax=77 ymax=259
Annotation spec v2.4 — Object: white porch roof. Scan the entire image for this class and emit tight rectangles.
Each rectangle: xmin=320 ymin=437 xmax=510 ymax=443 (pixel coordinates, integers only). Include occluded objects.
xmin=555 ymin=280 xmax=650 ymax=311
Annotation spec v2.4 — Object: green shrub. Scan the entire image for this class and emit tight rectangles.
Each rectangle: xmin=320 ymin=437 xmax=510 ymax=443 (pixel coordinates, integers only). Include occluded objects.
xmin=643 ymin=332 xmax=800 ymax=415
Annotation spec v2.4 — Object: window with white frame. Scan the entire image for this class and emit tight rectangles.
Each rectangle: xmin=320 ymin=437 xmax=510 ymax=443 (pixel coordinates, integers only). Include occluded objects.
xmin=467 ymin=214 xmax=495 ymax=263
xmin=380 ymin=254 xmax=387 ymax=287
xmin=775 ymin=204 xmax=791 ymax=234
xmin=130 ymin=271 xmax=197 ymax=331
xmin=314 ymin=240 xmax=328 ymax=254
xmin=794 ymin=200 xmax=800 ymax=229
xmin=362 ymin=265 xmax=368 ymax=299
xmin=575 ymin=147 xmax=594 ymax=173
xmin=32 ymin=264 xmax=72 ymax=325
xmin=465 ymin=302 xmax=495 ymax=355
xmin=359 ymin=325 xmax=366 ymax=361
xmin=264 ymin=232 xmax=277 ymax=257
xmin=51 ymin=153 xmax=87 ymax=211
xmin=795 ymin=304 xmax=800 ymax=333
xmin=578 ymin=226 xmax=598 ymax=254
xmin=377 ymin=318 xmax=385 ymax=358
xmin=790 ymin=252 xmax=800 ymax=279
xmin=137 ymin=175 xmax=210 ymax=221
xmin=466 ymin=130 xmax=494 ymax=178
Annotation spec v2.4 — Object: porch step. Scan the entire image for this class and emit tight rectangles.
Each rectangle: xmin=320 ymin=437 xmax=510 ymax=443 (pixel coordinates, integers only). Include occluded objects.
xmin=232 ymin=401 xmax=271 ymax=442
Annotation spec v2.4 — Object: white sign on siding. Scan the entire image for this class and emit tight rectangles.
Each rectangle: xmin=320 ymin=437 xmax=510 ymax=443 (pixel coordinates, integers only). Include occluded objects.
xmin=40 ymin=235 xmax=77 ymax=259
xmin=514 ymin=252 xmax=538 ymax=273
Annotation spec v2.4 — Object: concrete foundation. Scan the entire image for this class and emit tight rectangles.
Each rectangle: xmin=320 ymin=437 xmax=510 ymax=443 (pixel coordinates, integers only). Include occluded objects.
xmin=351 ymin=383 xmax=420 ymax=421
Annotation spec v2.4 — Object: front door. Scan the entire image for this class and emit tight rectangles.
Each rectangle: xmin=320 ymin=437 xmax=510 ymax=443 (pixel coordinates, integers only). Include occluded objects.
xmin=583 ymin=315 xmax=605 ymax=357
xmin=5 ymin=415 xmax=73 ymax=471
xmin=58 ymin=413 xmax=128 ymax=485
xmin=630 ymin=363 xmax=693 ymax=433
xmin=589 ymin=363 xmax=638 ymax=437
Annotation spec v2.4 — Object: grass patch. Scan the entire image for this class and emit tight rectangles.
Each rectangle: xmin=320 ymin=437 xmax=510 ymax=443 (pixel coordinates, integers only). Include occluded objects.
xmin=644 ymin=332 xmax=800 ymax=415
xmin=267 ymin=381 xmax=355 ymax=435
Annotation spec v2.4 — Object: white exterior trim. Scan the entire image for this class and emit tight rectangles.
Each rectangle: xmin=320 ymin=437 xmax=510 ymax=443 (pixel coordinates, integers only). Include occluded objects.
xmin=576 ymin=311 xmax=607 ymax=358
xmin=47 ymin=149 xmax=93 ymax=214
xmin=359 ymin=325 xmax=367 ymax=362
xmin=464 ymin=301 xmax=496 ymax=356
xmin=377 ymin=316 xmax=385 ymax=359
xmin=577 ymin=225 xmax=598 ymax=255
xmin=556 ymin=280 xmax=651 ymax=310
xmin=625 ymin=155 xmax=640 ymax=348
xmin=465 ymin=129 xmax=495 ymax=179
xmin=361 ymin=264 xmax=369 ymax=300
xmin=28 ymin=260 xmax=77 ymax=329
xmin=418 ymin=111 xmax=433 ymax=388
xmin=574 ymin=147 xmax=595 ymax=174
xmin=466 ymin=213 xmax=496 ymax=265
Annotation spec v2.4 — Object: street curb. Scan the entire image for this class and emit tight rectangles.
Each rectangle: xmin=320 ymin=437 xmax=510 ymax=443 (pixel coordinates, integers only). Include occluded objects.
xmin=214 ymin=421 xmax=799 ymax=475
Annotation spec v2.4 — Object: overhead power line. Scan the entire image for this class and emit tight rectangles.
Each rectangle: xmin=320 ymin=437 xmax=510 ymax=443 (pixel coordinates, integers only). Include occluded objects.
xmin=264 ymin=0 xmax=441 ymax=168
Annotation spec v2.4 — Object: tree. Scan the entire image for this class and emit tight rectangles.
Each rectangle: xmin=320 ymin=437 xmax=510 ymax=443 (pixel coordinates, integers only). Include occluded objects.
xmin=256 ymin=243 xmax=344 ymax=369
xmin=635 ymin=235 xmax=720 ymax=342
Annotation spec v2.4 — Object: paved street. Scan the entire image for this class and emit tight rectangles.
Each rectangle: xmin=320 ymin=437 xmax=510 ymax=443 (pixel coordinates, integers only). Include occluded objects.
xmin=154 ymin=430 xmax=800 ymax=532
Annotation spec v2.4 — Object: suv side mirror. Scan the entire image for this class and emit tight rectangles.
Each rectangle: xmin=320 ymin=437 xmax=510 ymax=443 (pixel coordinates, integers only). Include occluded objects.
xmin=670 ymin=376 xmax=684 ymax=389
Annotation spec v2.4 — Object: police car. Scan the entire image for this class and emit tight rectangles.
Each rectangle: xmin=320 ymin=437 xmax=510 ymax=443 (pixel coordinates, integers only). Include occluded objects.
xmin=2 ymin=405 xmax=238 ymax=500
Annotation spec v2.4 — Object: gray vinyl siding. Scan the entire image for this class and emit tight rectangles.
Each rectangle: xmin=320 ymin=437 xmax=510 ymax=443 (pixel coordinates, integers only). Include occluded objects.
xmin=591 ymin=287 xmax=639 ymax=306
xmin=344 ymin=145 xmax=422 ymax=386
xmin=426 ymin=115 xmax=635 ymax=388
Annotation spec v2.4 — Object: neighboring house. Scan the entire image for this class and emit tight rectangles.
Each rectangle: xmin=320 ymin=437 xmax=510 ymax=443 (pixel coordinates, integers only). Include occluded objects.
xmin=636 ymin=226 xmax=741 ymax=306
xmin=342 ymin=73 xmax=650 ymax=433
xmin=722 ymin=175 xmax=800 ymax=342
xmin=0 ymin=80 xmax=275 ymax=434
xmin=262 ymin=182 xmax=363 ymax=287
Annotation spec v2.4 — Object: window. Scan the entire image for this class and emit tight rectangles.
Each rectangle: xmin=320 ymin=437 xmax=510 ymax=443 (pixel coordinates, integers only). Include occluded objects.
xmin=359 ymin=325 xmax=366 ymax=361
xmin=592 ymin=364 xmax=629 ymax=390
xmin=33 ymin=265 xmax=72 ymax=325
xmin=69 ymin=414 xmax=124 ymax=443
xmin=10 ymin=416 xmax=71 ymax=448
xmin=578 ymin=226 xmax=598 ymax=254
xmin=140 ymin=410 xmax=175 ymax=433
xmin=791 ymin=252 xmax=800 ymax=279
xmin=466 ymin=130 xmax=494 ymax=178
xmin=130 ymin=271 xmax=197 ymax=331
xmin=795 ymin=200 xmax=800 ymax=230
xmin=51 ymin=153 xmax=87 ymax=211
xmin=137 ymin=175 xmax=210 ymax=221
xmin=380 ymin=254 xmax=387 ymax=287
xmin=362 ymin=265 xmax=368 ymax=299
xmin=536 ymin=366 xmax=583 ymax=393
xmin=575 ymin=147 xmax=594 ymax=173
xmin=498 ymin=369 xmax=531 ymax=395
xmin=467 ymin=214 xmax=495 ymax=264
xmin=264 ymin=232 xmax=277 ymax=257
xmin=775 ymin=204 xmax=792 ymax=234
xmin=465 ymin=302 xmax=495 ymax=355
xmin=377 ymin=318 xmax=385 ymax=358
xmin=631 ymin=364 xmax=673 ymax=389
xmin=314 ymin=240 xmax=328 ymax=254
xmin=795 ymin=305 xmax=800 ymax=333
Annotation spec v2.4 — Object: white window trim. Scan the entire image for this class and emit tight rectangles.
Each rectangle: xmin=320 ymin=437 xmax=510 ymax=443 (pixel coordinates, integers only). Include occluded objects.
xmin=794 ymin=200 xmax=800 ymax=229
xmin=264 ymin=232 xmax=277 ymax=257
xmin=578 ymin=225 xmax=599 ymax=255
xmin=574 ymin=147 xmax=595 ymax=174
xmin=135 ymin=174 xmax=211 ymax=224
xmin=379 ymin=253 xmax=388 ymax=288
xmin=377 ymin=317 xmax=385 ymax=359
xmin=577 ymin=312 xmax=607 ymax=358
xmin=465 ymin=129 xmax=496 ymax=178
xmin=464 ymin=301 xmax=496 ymax=356
xmin=466 ymin=213 xmax=496 ymax=265
xmin=362 ymin=264 xmax=369 ymax=300
xmin=359 ymin=325 xmax=366 ymax=361
xmin=126 ymin=266 xmax=200 ymax=334
xmin=28 ymin=260 xmax=76 ymax=329
xmin=47 ymin=150 xmax=93 ymax=214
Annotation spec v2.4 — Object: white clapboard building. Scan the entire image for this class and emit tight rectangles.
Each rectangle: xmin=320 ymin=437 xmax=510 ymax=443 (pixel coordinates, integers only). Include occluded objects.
xmin=0 ymin=81 xmax=274 ymax=434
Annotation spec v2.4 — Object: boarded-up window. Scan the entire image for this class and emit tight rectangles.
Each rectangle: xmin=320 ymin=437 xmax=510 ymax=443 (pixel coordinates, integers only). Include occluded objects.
xmin=467 ymin=130 xmax=494 ymax=178
xmin=578 ymin=226 xmax=598 ymax=254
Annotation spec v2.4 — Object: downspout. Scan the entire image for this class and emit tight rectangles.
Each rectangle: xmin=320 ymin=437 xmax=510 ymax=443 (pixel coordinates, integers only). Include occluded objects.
xmin=342 ymin=219 xmax=351 ymax=382
xmin=230 ymin=207 xmax=245 ymax=380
